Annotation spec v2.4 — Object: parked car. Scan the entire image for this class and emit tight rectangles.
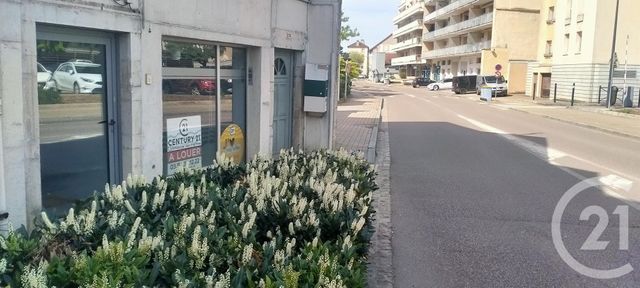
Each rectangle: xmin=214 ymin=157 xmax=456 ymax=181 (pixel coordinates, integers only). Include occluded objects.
xmin=51 ymin=60 xmax=103 ymax=94
xmin=412 ymin=77 xmax=435 ymax=88
xmin=163 ymin=79 xmax=215 ymax=95
xmin=37 ymin=62 xmax=52 ymax=89
xmin=476 ymin=75 xmax=508 ymax=96
xmin=452 ymin=75 xmax=477 ymax=94
xmin=427 ymin=78 xmax=453 ymax=91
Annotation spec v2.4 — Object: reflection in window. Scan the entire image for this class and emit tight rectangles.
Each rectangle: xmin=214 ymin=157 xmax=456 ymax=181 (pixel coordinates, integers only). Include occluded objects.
xmin=219 ymin=46 xmax=247 ymax=163
xmin=36 ymin=39 xmax=109 ymax=215
xmin=162 ymin=40 xmax=217 ymax=69
xmin=162 ymin=39 xmax=218 ymax=176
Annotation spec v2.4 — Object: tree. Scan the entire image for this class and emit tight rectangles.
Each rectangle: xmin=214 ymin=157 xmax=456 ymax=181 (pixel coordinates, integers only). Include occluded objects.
xmin=340 ymin=13 xmax=360 ymax=42
xmin=339 ymin=56 xmax=361 ymax=99
xmin=348 ymin=52 xmax=365 ymax=66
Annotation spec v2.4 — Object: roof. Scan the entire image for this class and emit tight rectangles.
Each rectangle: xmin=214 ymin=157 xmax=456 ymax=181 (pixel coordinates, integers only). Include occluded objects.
xmin=369 ymin=34 xmax=394 ymax=51
xmin=348 ymin=40 xmax=369 ymax=49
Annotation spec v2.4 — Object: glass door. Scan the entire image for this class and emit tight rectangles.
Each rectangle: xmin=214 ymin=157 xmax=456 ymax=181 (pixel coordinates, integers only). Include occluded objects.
xmin=36 ymin=26 xmax=119 ymax=215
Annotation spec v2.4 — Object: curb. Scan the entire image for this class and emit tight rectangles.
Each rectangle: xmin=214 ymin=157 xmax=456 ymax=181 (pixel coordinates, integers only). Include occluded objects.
xmin=367 ymin=101 xmax=394 ymax=288
xmin=505 ymin=106 xmax=640 ymax=141
xmin=569 ymin=106 xmax=640 ymax=119
xmin=367 ymin=98 xmax=384 ymax=164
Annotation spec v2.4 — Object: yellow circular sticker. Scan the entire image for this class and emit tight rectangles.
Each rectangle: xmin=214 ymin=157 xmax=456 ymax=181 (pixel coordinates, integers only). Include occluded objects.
xmin=220 ymin=124 xmax=245 ymax=163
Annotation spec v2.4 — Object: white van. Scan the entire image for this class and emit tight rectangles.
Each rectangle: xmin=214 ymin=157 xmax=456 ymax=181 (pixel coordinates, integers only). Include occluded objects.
xmin=476 ymin=75 xmax=508 ymax=96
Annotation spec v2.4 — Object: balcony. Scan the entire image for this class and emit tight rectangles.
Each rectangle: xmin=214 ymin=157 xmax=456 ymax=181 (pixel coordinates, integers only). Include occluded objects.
xmin=424 ymin=0 xmax=479 ymax=23
xmin=391 ymin=54 xmax=423 ymax=66
xmin=393 ymin=20 xmax=423 ymax=38
xmin=422 ymin=40 xmax=491 ymax=59
xmin=390 ymin=37 xmax=423 ymax=52
xmin=423 ymin=12 xmax=493 ymax=41
xmin=393 ymin=3 xmax=424 ymax=24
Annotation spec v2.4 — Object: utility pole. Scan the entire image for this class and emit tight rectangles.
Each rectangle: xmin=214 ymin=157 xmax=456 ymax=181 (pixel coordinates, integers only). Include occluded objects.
xmin=606 ymin=0 xmax=620 ymax=109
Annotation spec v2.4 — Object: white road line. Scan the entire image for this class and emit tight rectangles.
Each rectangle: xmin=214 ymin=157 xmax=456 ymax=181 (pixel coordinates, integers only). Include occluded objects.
xmin=456 ymin=114 xmax=640 ymax=210
xmin=407 ymin=94 xmax=416 ymax=98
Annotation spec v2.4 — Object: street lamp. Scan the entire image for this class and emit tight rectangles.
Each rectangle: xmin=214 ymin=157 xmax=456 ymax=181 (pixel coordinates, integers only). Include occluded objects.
xmin=606 ymin=0 xmax=620 ymax=109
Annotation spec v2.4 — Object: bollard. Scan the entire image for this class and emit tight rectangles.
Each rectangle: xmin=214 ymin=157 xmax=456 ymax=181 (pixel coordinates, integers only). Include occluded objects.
xmin=571 ymin=83 xmax=575 ymax=106
xmin=554 ymin=83 xmax=557 ymax=103
xmin=598 ymin=85 xmax=602 ymax=103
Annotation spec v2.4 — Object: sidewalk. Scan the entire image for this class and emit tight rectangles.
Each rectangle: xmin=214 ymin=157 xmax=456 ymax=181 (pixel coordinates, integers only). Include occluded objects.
xmin=333 ymin=86 xmax=383 ymax=162
xmin=491 ymin=94 xmax=640 ymax=139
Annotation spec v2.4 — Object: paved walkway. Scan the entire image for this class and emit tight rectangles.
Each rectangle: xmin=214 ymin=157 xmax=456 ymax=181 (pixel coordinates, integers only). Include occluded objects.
xmin=490 ymin=94 xmax=640 ymax=140
xmin=333 ymin=84 xmax=383 ymax=157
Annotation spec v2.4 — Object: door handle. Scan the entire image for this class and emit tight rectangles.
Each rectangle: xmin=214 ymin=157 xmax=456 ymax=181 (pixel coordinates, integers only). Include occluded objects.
xmin=98 ymin=119 xmax=116 ymax=126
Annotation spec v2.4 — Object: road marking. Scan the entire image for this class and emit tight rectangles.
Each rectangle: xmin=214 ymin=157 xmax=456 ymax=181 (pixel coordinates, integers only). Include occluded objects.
xmin=456 ymin=114 xmax=640 ymax=210
xmin=407 ymin=94 xmax=416 ymax=98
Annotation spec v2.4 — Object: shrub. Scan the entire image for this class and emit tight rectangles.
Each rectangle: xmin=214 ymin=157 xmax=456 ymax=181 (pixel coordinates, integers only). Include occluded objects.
xmin=37 ymin=86 xmax=61 ymax=105
xmin=0 ymin=149 xmax=377 ymax=287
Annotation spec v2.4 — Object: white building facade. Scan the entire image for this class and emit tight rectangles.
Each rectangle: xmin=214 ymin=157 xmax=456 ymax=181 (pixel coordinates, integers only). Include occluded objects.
xmin=391 ymin=0 xmax=427 ymax=78
xmin=422 ymin=0 xmax=494 ymax=80
xmin=527 ymin=0 xmax=640 ymax=103
xmin=0 ymin=0 xmax=341 ymax=228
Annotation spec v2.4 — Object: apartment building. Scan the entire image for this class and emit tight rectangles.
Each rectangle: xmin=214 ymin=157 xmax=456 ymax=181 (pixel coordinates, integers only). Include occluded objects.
xmin=421 ymin=0 xmax=540 ymax=93
xmin=527 ymin=0 xmax=640 ymax=103
xmin=391 ymin=0 xmax=427 ymax=78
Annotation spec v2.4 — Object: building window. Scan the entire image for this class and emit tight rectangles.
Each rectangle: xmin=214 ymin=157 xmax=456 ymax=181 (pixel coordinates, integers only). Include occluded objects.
xmin=274 ymin=58 xmax=287 ymax=75
xmin=545 ymin=41 xmax=553 ymax=57
xmin=576 ymin=31 xmax=582 ymax=53
xmin=564 ymin=34 xmax=570 ymax=55
xmin=547 ymin=6 xmax=555 ymax=23
xmin=565 ymin=0 xmax=572 ymax=24
xmin=477 ymin=57 xmax=481 ymax=64
xmin=161 ymin=39 xmax=247 ymax=175
xmin=461 ymin=12 xmax=469 ymax=21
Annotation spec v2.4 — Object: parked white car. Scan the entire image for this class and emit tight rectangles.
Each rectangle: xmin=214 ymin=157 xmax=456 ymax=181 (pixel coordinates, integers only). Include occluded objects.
xmin=37 ymin=62 xmax=52 ymax=88
xmin=52 ymin=60 xmax=103 ymax=94
xmin=427 ymin=78 xmax=453 ymax=91
xmin=476 ymin=75 xmax=508 ymax=96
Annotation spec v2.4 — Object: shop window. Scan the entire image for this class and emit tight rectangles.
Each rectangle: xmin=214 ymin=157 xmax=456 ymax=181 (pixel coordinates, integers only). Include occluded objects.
xmin=219 ymin=46 xmax=247 ymax=163
xmin=162 ymin=40 xmax=217 ymax=175
xmin=162 ymin=39 xmax=247 ymax=175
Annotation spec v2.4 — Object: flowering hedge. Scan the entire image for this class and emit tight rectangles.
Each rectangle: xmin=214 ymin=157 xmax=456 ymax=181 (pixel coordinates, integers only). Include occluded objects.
xmin=0 ymin=149 xmax=377 ymax=287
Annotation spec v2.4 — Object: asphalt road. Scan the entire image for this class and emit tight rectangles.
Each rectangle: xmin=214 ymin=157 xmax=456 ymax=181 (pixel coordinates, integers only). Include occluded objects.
xmin=362 ymin=83 xmax=640 ymax=287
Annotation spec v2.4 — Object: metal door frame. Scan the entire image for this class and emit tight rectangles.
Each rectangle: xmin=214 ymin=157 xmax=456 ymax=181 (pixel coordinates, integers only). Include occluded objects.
xmin=36 ymin=25 xmax=121 ymax=184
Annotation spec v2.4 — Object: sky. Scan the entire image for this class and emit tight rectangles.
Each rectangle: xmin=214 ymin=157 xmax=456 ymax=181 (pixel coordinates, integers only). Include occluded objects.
xmin=341 ymin=0 xmax=398 ymax=49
